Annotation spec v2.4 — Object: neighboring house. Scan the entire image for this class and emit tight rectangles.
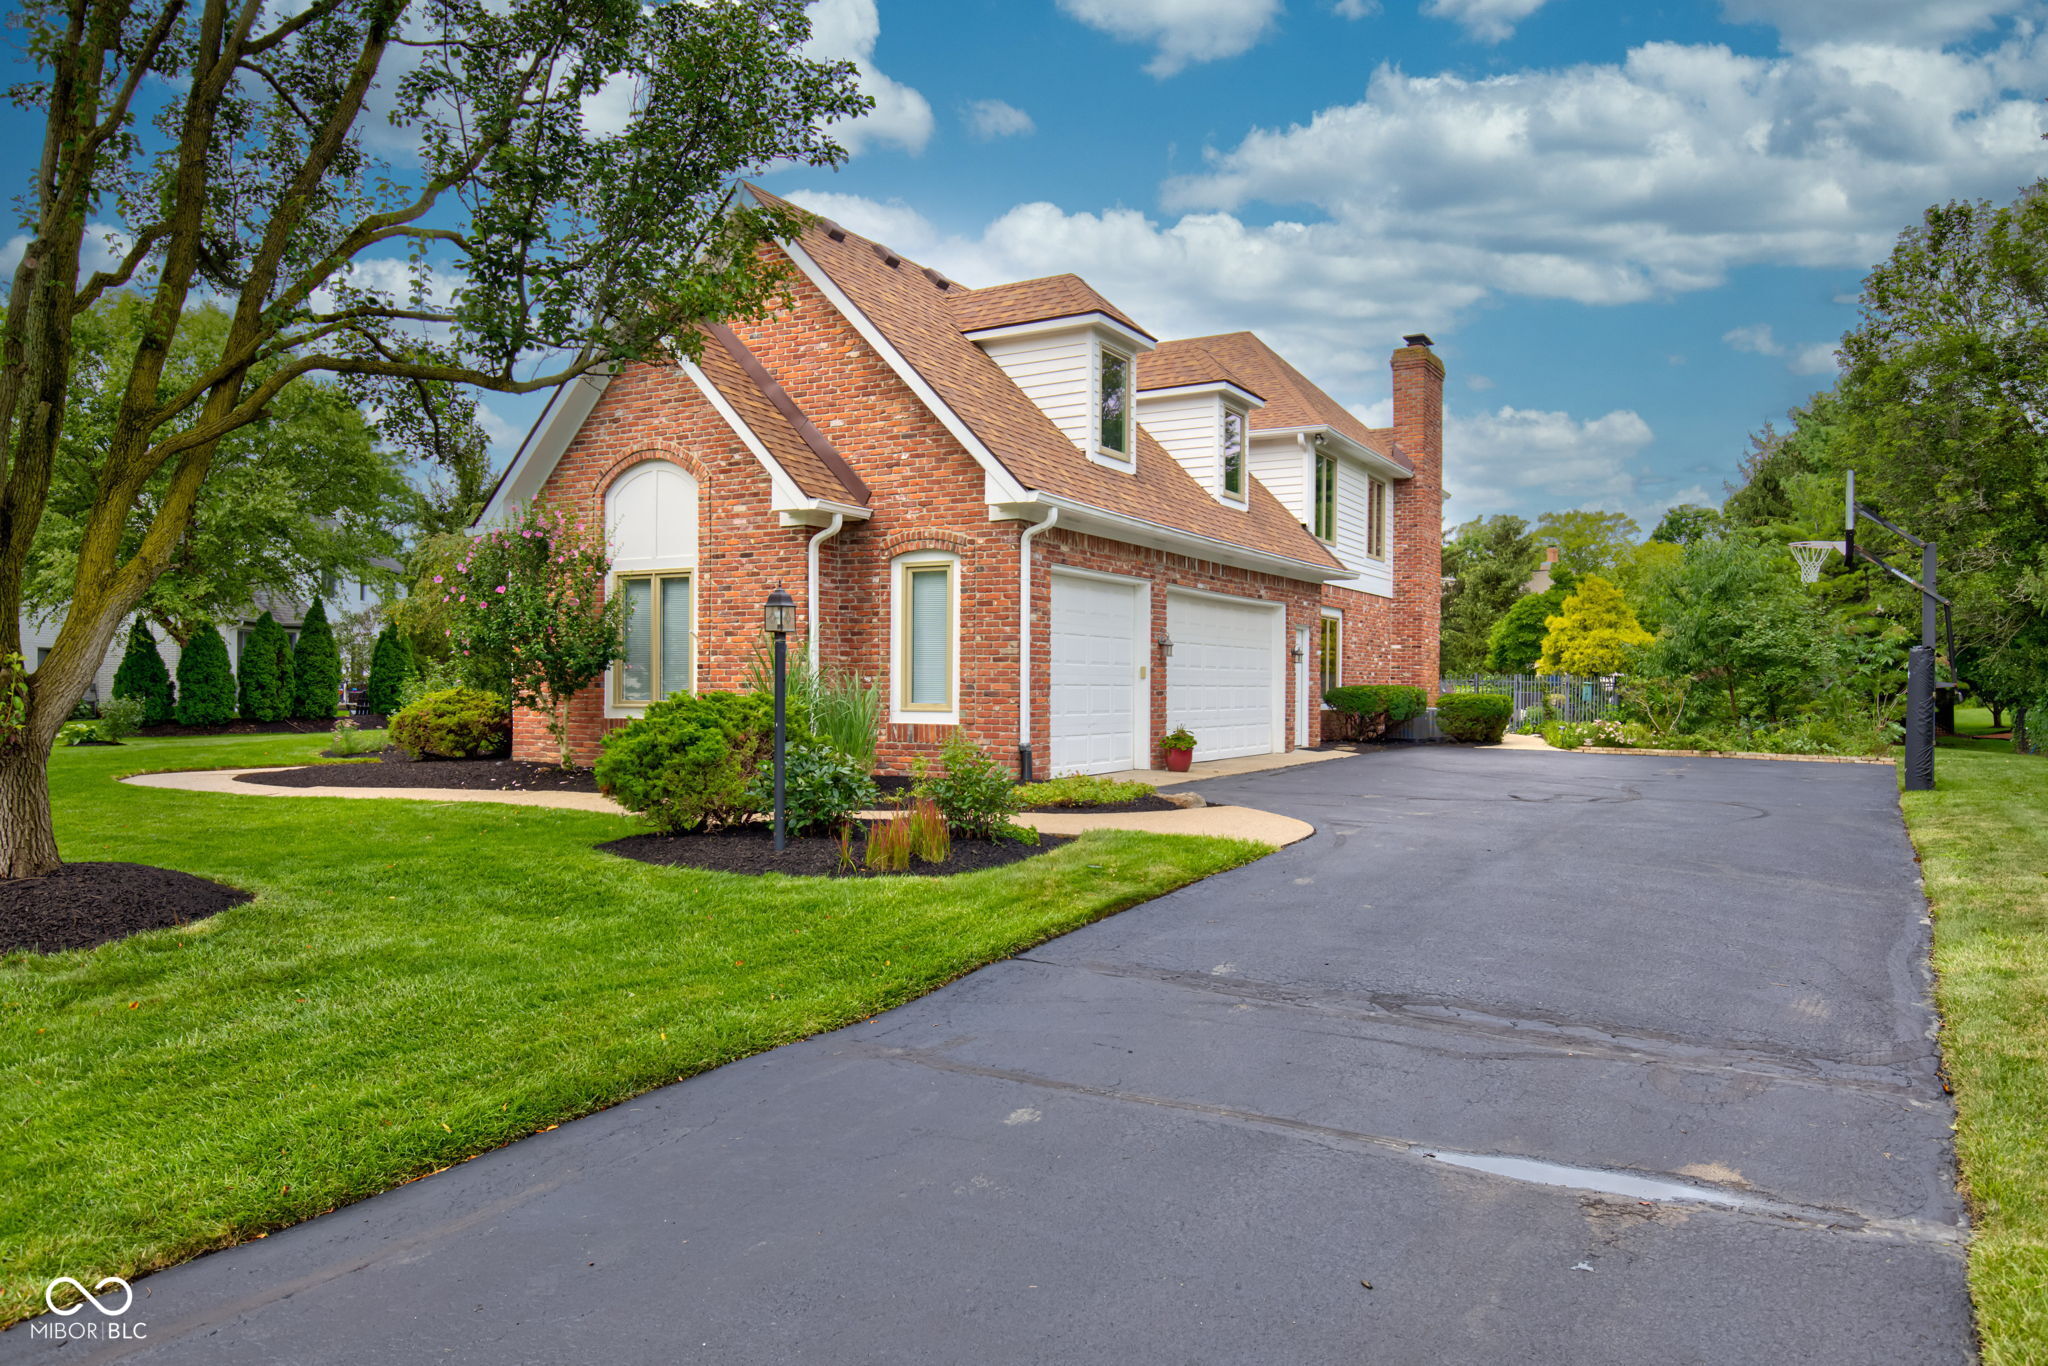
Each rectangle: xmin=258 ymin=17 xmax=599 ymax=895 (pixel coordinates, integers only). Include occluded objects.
xmin=483 ymin=185 xmax=1444 ymax=775
xmin=1524 ymin=545 xmax=1561 ymax=596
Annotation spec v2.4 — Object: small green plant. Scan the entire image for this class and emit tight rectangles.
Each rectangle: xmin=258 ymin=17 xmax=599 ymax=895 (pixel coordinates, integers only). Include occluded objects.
xmin=1024 ymin=774 xmax=1153 ymax=807
xmin=595 ymin=691 xmax=770 ymax=833
xmin=57 ymin=721 xmax=98 ymax=746
xmin=834 ymin=822 xmax=857 ymax=875
xmin=94 ymin=695 xmax=145 ymax=741
xmin=395 ymin=658 xmax=470 ymax=712
xmin=1436 ymin=693 xmax=1512 ymax=743
xmin=912 ymin=730 xmax=1033 ymax=842
xmin=747 ymin=740 xmax=878 ymax=835
xmin=329 ymin=717 xmax=379 ymax=756
xmin=908 ymin=797 xmax=950 ymax=864
xmin=1160 ymin=726 xmax=1197 ymax=753
xmin=388 ymin=687 xmax=512 ymax=761
xmin=864 ymin=810 xmax=912 ymax=872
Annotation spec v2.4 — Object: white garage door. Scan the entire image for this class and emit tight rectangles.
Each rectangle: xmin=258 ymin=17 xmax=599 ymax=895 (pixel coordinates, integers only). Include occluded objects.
xmin=1167 ymin=592 xmax=1280 ymax=761
xmin=1050 ymin=574 xmax=1143 ymax=776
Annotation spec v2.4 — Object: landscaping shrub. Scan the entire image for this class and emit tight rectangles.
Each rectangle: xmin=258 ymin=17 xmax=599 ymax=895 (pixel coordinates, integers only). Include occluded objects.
xmin=747 ymin=740 xmax=878 ymax=835
xmin=1436 ymin=693 xmax=1512 ymax=743
xmin=912 ymin=729 xmax=1033 ymax=842
xmin=1321 ymin=684 xmax=1428 ymax=741
xmin=112 ymin=619 xmax=174 ymax=725
xmin=237 ymin=611 xmax=295 ymax=721
xmin=94 ymin=695 xmax=145 ymax=741
xmin=364 ymin=625 xmax=414 ymax=716
xmin=291 ymin=597 xmax=342 ymax=720
xmin=388 ymin=687 xmax=512 ymax=761
xmin=595 ymin=691 xmax=770 ymax=832
xmin=864 ymin=810 xmax=912 ymax=871
xmin=173 ymin=626 xmax=237 ymax=726
xmin=1026 ymin=774 xmax=1153 ymax=807
xmin=908 ymin=797 xmax=950 ymax=864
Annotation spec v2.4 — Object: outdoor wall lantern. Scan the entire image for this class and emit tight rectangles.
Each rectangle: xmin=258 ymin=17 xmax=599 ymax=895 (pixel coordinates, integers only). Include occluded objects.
xmin=763 ymin=586 xmax=796 ymax=850
xmin=1155 ymin=635 xmax=1174 ymax=658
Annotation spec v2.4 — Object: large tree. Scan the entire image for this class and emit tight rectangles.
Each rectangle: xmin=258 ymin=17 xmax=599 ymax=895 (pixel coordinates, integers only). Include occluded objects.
xmin=1532 ymin=509 xmax=1640 ymax=580
xmin=0 ymin=0 xmax=866 ymax=876
xmin=1439 ymin=514 xmax=1540 ymax=674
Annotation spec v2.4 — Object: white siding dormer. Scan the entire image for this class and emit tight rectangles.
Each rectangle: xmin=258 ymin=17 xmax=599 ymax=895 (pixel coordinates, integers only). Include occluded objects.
xmin=1135 ymin=380 xmax=1262 ymax=506
xmin=967 ymin=315 xmax=1155 ymax=470
xmin=1334 ymin=459 xmax=1394 ymax=597
xmin=1247 ymin=432 xmax=1307 ymax=524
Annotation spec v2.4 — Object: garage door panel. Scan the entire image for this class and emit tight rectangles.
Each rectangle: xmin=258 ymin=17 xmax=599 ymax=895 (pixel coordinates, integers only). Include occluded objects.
xmin=1050 ymin=576 xmax=1142 ymax=776
xmin=1166 ymin=593 xmax=1278 ymax=761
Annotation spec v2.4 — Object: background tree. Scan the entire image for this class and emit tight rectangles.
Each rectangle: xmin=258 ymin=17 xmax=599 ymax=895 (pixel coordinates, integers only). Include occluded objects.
xmin=111 ymin=620 xmax=175 ymax=725
xmin=292 ymin=599 xmax=343 ymax=720
xmin=1440 ymin=514 xmax=1540 ymax=673
xmin=1536 ymin=575 xmax=1653 ymax=675
xmin=332 ymin=606 xmax=383 ymax=687
xmin=1649 ymin=504 xmax=1724 ymax=546
xmin=172 ymin=626 xmax=236 ymax=726
xmin=0 ymin=0 xmax=866 ymax=876
xmin=1486 ymin=577 xmax=1575 ymax=673
xmin=237 ymin=612 xmax=295 ymax=722
xmin=1638 ymin=537 xmax=1833 ymax=723
xmin=1533 ymin=510 xmax=1640 ymax=579
xmin=365 ymin=626 xmax=414 ymax=716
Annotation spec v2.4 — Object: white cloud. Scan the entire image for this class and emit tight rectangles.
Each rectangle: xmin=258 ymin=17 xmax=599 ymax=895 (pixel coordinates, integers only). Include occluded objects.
xmin=965 ymin=99 xmax=1035 ymax=140
xmin=2 ymin=223 xmax=130 ymax=279
xmin=1467 ymin=373 xmax=1496 ymax=390
xmin=1722 ymin=323 xmax=1784 ymax=355
xmin=1719 ymin=0 xmax=2031 ymax=50
xmin=1334 ymin=0 xmax=1381 ymax=17
xmin=1056 ymin=0 xmax=1283 ymax=77
xmin=1443 ymin=405 xmax=1657 ymax=523
xmin=781 ymin=190 xmax=941 ymax=254
xmin=804 ymin=0 xmax=934 ymax=155
xmin=1423 ymin=0 xmax=1551 ymax=44
xmin=1790 ymin=341 xmax=1843 ymax=374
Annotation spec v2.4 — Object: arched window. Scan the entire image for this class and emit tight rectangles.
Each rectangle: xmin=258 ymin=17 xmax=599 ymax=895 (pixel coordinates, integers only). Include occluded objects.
xmin=605 ymin=461 xmax=699 ymax=707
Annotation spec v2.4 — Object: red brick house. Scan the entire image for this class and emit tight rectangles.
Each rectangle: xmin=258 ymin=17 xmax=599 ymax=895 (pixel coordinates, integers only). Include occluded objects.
xmin=482 ymin=186 xmax=1443 ymax=775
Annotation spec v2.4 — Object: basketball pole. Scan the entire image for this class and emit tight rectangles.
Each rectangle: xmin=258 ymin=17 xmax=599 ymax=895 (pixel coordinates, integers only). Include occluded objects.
xmin=1837 ymin=469 xmax=1943 ymax=792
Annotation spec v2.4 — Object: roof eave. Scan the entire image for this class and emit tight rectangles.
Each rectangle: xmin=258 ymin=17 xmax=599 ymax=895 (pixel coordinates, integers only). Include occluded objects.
xmin=993 ymin=492 xmax=1355 ymax=584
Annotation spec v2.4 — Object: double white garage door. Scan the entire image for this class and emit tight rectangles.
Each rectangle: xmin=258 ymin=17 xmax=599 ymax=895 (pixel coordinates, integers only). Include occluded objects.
xmin=1048 ymin=574 xmax=1283 ymax=775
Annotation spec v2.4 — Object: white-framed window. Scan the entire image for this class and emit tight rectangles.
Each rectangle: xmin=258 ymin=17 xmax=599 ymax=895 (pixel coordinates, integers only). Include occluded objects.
xmin=1318 ymin=611 xmax=1342 ymax=698
xmin=1312 ymin=451 xmax=1337 ymax=542
xmin=614 ymin=571 xmax=693 ymax=705
xmin=893 ymin=552 xmax=958 ymax=717
xmin=1220 ymin=405 xmax=1246 ymax=502
xmin=1367 ymin=476 xmax=1390 ymax=560
xmin=1095 ymin=342 xmax=1133 ymax=465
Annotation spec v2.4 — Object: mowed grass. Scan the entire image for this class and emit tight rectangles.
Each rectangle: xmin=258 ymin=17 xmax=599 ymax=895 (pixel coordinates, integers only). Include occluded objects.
xmin=0 ymin=734 xmax=1269 ymax=1325
xmin=1905 ymin=707 xmax=2048 ymax=1365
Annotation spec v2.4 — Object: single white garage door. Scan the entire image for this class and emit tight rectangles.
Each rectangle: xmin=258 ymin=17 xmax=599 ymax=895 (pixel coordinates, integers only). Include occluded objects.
xmin=1050 ymin=574 xmax=1144 ymax=776
xmin=1166 ymin=592 xmax=1281 ymax=761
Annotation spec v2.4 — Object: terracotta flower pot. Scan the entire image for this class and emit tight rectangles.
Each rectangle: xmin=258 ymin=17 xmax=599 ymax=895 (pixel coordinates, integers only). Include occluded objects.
xmin=1164 ymin=748 xmax=1193 ymax=772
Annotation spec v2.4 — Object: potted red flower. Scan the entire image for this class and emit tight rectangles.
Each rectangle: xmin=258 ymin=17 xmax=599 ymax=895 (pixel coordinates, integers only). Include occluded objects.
xmin=1161 ymin=725 xmax=1197 ymax=773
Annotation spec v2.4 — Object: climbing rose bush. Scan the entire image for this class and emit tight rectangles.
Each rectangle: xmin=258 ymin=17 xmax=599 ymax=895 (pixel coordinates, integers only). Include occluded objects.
xmin=442 ymin=503 xmax=625 ymax=767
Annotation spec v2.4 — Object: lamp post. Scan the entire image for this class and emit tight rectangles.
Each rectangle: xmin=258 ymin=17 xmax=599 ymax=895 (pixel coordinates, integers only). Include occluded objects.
xmin=763 ymin=587 xmax=797 ymax=850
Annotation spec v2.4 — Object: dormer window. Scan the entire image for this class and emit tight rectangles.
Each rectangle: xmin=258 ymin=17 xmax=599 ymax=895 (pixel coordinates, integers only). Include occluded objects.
xmin=1096 ymin=346 xmax=1133 ymax=462
xmin=1221 ymin=407 xmax=1245 ymax=500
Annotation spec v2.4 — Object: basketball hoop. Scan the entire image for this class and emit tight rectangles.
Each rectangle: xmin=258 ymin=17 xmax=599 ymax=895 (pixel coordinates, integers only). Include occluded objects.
xmin=1789 ymin=540 xmax=1844 ymax=584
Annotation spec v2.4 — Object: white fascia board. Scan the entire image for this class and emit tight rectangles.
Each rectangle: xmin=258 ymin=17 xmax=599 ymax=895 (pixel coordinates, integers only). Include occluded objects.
xmin=1135 ymin=380 xmax=1265 ymax=410
xmin=779 ymin=237 xmax=1030 ymax=504
xmin=1254 ymin=424 xmax=1410 ymax=481
xmin=961 ymin=314 xmax=1157 ymax=355
xmin=989 ymin=494 xmax=1356 ymax=584
xmin=778 ymin=503 xmax=872 ymax=528
xmin=475 ymin=368 xmax=614 ymax=529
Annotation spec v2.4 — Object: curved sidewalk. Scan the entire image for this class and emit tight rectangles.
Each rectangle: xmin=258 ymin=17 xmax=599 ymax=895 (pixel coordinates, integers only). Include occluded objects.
xmin=118 ymin=768 xmax=1314 ymax=847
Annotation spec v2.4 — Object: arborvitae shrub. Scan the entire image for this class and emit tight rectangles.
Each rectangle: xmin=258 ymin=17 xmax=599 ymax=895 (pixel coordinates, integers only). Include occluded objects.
xmin=364 ymin=625 xmax=412 ymax=716
xmin=174 ymin=626 xmax=237 ymax=726
xmin=291 ymin=596 xmax=342 ymax=719
xmin=238 ymin=612 xmax=295 ymax=721
xmin=111 ymin=619 xmax=175 ymax=725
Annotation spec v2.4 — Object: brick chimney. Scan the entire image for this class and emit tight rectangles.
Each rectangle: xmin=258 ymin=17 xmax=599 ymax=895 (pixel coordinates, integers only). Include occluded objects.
xmin=1391 ymin=334 xmax=1444 ymax=693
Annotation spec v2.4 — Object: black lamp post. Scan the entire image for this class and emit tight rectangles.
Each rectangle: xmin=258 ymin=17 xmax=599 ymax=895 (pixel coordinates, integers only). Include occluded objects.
xmin=764 ymin=586 xmax=797 ymax=850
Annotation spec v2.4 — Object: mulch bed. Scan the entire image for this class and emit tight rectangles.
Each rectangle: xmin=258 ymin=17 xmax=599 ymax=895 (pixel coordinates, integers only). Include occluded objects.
xmin=236 ymin=756 xmax=599 ymax=793
xmin=1 ymin=862 xmax=251 ymax=954
xmin=599 ymin=825 xmax=1073 ymax=878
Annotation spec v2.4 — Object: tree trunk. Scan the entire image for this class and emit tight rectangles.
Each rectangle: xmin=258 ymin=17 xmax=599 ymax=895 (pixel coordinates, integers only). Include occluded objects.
xmin=0 ymin=745 xmax=60 ymax=877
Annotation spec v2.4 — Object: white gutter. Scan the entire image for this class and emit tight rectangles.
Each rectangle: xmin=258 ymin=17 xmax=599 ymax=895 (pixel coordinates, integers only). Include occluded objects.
xmin=1009 ymin=490 xmax=1354 ymax=584
xmin=1016 ymin=507 xmax=1059 ymax=780
xmin=806 ymin=512 xmax=846 ymax=668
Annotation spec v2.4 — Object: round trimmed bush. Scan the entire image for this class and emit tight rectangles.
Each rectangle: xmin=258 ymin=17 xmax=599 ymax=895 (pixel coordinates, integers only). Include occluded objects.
xmin=1437 ymin=693 xmax=1513 ymax=743
xmin=747 ymin=740 xmax=878 ymax=835
xmin=388 ymin=687 xmax=511 ymax=760
xmin=595 ymin=691 xmax=771 ymax=832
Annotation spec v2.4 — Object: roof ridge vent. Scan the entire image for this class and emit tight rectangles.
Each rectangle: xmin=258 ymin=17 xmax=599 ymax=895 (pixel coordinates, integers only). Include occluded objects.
xmin=922 ymin=266 xmax=953 ymax=291
xmin=870 ymin=242 xmax=902 ymax=268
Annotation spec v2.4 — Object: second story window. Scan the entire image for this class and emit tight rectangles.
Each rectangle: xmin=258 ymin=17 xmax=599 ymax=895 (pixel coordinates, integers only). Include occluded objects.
xmin=1312 ymin=451 xmax=1336 ymax=541
xmin=1221 ymin=408 xmax=1245 ymax=499
xmin=1097 ymin=347 xmax=1132 ymax=460
xmin=1367 ymin=477 xmax=1389 ymax=559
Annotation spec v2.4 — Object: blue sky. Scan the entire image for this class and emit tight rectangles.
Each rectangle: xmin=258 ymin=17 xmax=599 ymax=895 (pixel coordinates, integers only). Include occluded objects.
xmin=6 ymin=0 xmax=2044 ymax=534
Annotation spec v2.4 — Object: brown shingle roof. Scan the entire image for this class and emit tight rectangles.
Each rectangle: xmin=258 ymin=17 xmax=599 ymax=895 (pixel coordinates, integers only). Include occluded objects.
xmin=693 ymin=327 xmax=866 ymax=506
xmin=1135 ymin=340 xmax=1265 ymax=401
xmin=1148 ymin=332 xmax=1411 ymax=474
xmin=750 ymin=186 xmax=1342 ymax=575
xmin=949 ymin=274 xmax=1153 ymax=340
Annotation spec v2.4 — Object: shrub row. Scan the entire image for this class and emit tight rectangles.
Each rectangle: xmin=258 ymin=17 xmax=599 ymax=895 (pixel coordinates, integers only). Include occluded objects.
xmin=1320 ymin=684 xmax=1429 ymax=742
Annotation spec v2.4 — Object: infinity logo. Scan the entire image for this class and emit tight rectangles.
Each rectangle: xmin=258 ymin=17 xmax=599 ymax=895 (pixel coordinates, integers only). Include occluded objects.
xmin=45 ymin=1276 xmax=133 ymax=1317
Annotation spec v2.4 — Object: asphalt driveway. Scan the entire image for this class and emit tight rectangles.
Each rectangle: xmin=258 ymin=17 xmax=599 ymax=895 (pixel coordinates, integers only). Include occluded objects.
xmin=12 ymin=747 xmax=1972 ymax=1365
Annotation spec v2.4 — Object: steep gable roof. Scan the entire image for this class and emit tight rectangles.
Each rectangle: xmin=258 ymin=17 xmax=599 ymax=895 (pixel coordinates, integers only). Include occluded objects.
xmin=695 ymin=325 xmax=867 ymax=506
xmin=1146 ymin=332 xmax=1413 ymax=475
xmin=753 ymin=187 xmax=1341 ymax=576
xmin=950 ymin=274 xmax=1153 ymax=339
xmin=1134 ymin=339 xmax=1265 ymax=400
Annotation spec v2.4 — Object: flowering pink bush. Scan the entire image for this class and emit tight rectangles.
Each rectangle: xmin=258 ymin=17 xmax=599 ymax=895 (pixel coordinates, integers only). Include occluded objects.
xmin=442 ymin=503 xmax=625 ymax=767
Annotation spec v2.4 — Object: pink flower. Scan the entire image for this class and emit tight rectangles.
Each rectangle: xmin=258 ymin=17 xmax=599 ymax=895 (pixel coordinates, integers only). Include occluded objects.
xmin=433 ymin=575 xmax=443 ymax=584
xmin=496 ymin=584 xmax=507 ymax=593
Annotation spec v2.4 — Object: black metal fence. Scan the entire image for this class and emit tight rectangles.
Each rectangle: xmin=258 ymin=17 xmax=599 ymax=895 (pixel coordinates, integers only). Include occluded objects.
xmin=1439 ymin=674 xmax=1624 ymax=727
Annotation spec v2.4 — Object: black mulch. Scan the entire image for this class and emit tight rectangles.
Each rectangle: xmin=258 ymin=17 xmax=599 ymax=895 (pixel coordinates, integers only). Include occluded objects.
xmin=1019 ymin=793 xmax=1183 ymax=814
xmin=235 ymin=757 xmax=599 ymax=793
xmin=600 ymin=825 xmax=1073 ymax=878
xmin=1 ymin=862 xmax=251 ymax=954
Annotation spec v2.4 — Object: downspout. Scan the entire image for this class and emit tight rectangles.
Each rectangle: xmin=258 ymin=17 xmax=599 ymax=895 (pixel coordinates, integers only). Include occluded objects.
xmin=1016 ymin=507 xmax=1059 ymax=783
xmin=806 ymin=513 xmax=845 ymax=670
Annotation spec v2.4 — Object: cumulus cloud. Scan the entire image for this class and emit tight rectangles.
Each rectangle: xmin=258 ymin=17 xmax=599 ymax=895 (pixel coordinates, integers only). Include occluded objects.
xmin=1333 ymin=0 xmax=1381 ymax=17
xmin=1790 ymin=341 xmax=1843 ymax=374
xmin=1056 ymin=0 xmax=1283 ymax=77
xmin=781 ymin=190 xmax=942 ymax=254
xmin=1722 ymin=323 xmax=1784 ymax=355
xmin=1 ymin=223 xmax=129 ymax=279
xmin=1423 ymin=0 xmax=1552 ymax=43
xmin=1442 ymin=405 xmax=1657 ymax=523
xmin=965 ymin=99 xmax=1036 ymax=140
xmin=804 ymin=0 xmax=934 ymax=155
xmin=1719 ymin=0 xmax=2030 ymax=50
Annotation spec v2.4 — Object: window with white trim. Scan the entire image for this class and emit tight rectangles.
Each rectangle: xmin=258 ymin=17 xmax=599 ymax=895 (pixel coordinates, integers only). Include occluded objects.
xmin=1220 ymin=406 xmax=1246 ymax=500
xmin=1367 ymin=476 xmax=1390 ymax=559
xmin=896 ymin=555 xmax=957 ymax=713
xmin=1096 ymin=345 xmax=1133 ymax=462
xmin=1312 ymin=451 xmax=1337 ymax=541
xmin=614 ymin=571 xmax=693 ymax=704
xmin=1318 ymin=612 xmax=1342 ymax=698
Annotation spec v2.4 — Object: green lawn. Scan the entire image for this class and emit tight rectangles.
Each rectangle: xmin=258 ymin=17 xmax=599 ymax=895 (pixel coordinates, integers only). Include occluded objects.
xmin=1906 ymin=708 xmax=2048 ymax=1365
xmin=1 ymin=733 xmax=1268 ymax=1325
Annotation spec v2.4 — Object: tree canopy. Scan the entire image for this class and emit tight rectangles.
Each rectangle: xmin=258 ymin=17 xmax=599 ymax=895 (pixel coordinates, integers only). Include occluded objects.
xmin=1537 ymin=575 xmax=1653 ymax=676
xmin=1533 ymin=509 xmax=1640 ymax=579
xmin=1440 ymin=514 xmax=1540 ymax=673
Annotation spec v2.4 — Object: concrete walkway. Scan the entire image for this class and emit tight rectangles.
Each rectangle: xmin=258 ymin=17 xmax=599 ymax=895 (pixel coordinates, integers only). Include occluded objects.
xmin=40 ymin=746 xmax=1967 ymax=1364
xmin=118 ymin=767 xmax=1313 ymax=847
